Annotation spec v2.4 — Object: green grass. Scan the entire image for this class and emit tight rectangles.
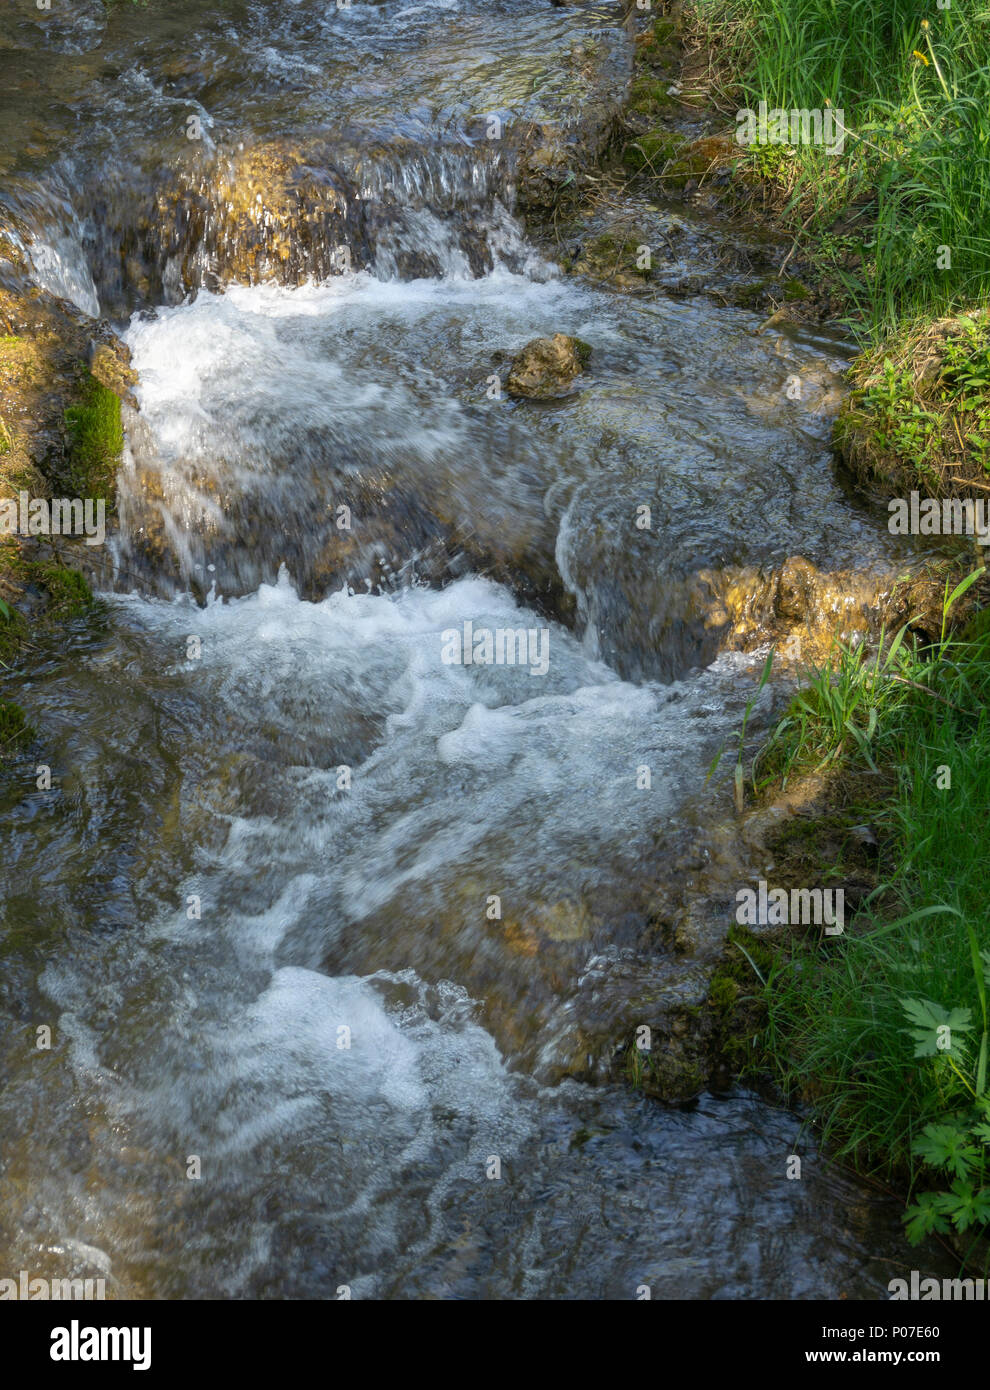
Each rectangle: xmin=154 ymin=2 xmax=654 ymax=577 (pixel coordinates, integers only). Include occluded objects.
xmin=836 ymin=308 xmax=990 ymax=495
xmin=0 ymin=598 xmax=28 ymax=668
xmin=756 ymin=569 xmax=983 ymax=786
xmin=747 ymin=571 xmax=990 ymax=1260
xmin=32 ymin=562 xmax=94 ymax=619
xmin=0 ymin=699 xmax=34 ymax=755
xmin=63 ymin=374 xmax=123 ymax=506
xmin=689 ymin=0 xmax=990 ymax=337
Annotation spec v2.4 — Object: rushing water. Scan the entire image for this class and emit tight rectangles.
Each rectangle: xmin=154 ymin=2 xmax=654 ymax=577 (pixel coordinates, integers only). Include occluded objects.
xmin=0 ymin=0 xmax=947 ymax=1298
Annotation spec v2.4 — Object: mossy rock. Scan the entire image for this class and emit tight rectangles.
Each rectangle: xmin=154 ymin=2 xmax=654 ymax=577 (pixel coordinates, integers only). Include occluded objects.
xmin=31 ymin=561 xmax=93 ymax=618
xmin=63 ymin=374 xmax=123 ymax=507
xmin=633 ymin=16 xmax=679 ymax=64
xmin=651 ymin=17 xmax=677 ymax=46
xmin=662 ymin=136 xmax=737 ymax=190
xmin=506 ymin=333 xmax=590 ymax=400
xmin=573 ymin=337 xmax=592 ymax=367
xmin=0 ymin=603 xmax=28 ymax=664
xmin=0 ymin=700 xmax=34 ymax=755
xmin=627 ymin=77 xmax=676 ymax=118
xmin=575 ymin=232 xmax=653 ymax=282
xmin=728 ymin=279 xmax=774 ymax=309
xmin=626 ymin=1040 xmax=706 ymax=1102
xmin=622 ymin=130 xmax=682 ymax=173
xmin=88 ymin=342 xmax=138 ymax=402
xmin=704 ymin=926 xmax=774 ymax=1068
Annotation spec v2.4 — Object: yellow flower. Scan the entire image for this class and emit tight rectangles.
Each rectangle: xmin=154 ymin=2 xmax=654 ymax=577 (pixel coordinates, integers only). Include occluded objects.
xmin=913 ymin=49 xmax=930 ymax=66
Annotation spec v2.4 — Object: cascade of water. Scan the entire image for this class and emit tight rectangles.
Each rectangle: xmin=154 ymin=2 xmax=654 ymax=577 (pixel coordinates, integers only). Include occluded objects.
xmin=0 ymin=0 xmax=947 ymax=1300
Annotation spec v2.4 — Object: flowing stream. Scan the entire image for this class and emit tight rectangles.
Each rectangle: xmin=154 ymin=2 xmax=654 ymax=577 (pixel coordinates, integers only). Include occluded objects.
xmin=0 ymin=0 xmax=944 ymax=1298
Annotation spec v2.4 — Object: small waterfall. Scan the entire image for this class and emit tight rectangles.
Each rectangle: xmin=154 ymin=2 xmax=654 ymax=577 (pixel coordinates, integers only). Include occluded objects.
xmin=0 ymin=0 xmax=951 ymax=1302
xmin=0 ymin=179 xmax=100 ymax=316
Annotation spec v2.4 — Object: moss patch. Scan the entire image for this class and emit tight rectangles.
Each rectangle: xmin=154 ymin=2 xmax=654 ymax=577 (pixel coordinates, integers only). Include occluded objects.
xmin=836 ymin=308 xmax=990 ymax=499
xmin=624 ymin=1033 xmax=707 ymax=1102
xmin=621 ymin=130 xmax=684 ymax=174
xmin=0 ymin=699 xmax=34 ymax=755
xmin=626 ymin=76 xmax=678 ymax=120
xmin=705 ymin=925 xmax=775 ymax=1072
xmin=63 ymin=374 xmax=123 ymax=506
xmin=0 ymin=602 xmax=29 ymax=666
xmin=572 ymin=232 xmax=655 ymax=284
xmin=0 ymin=285 xmax=128 ymax=682
xmin=31 ymin=561 xmax=94 ymax=618
xmin=782 ymin=277 xmax=811 ymax=303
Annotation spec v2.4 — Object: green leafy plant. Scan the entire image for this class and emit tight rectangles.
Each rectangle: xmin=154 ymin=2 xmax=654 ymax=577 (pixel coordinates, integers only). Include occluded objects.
xmin=690 ymin=1 xmax=990 ymax=336
xmin=730 ymin=570 xmax=990 ymax=1260
xmin=755 ymin=567 xmax=985 ymax=787
xmin=902 ymin=927 xmax=990 ymax=1253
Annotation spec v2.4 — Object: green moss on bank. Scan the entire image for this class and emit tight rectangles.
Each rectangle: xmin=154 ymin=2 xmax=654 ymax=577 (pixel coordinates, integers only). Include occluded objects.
xmin=63 ymin=373 xmax=123 ymax=507
xmin=706 ymin=925 xmax=775 ymax=1071
xmin=836 ymin=308 xmax=990 ymax=498
xmin=717 ymin=586 xmax=990 ymax=1267
xmin=624 ymin=1033 xmax=707 ymax=1102
xmin=0 ymin=699 xmax=34 ymax=755
xmin=0 ymin=289 xmax=126 ymax=699
xmin=32 ymin=562 xmax=94 ymax=618
xmin=0 ymin=602 xmax=28 ymax=665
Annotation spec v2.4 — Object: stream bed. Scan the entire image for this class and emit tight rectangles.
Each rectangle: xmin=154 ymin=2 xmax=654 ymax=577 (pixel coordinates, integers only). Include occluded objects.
xmin=0 ymin=0 xmax=947 ymax=1298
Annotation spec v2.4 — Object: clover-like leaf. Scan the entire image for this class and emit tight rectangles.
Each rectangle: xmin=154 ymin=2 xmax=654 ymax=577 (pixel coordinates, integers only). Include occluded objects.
xmin=904 ymin=1192 xmax=951 ymax=1245
xmin=911 ymin=1121 xmax=981 ymax=1179
xmin=900 ymin=997 xmax=972 ymax=1058
xmin=941 ymin=1180 xmax=990 ymax=1233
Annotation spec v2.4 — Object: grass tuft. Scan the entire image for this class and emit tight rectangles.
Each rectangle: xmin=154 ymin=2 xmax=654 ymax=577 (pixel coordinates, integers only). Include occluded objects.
xmin=688 ymin=0 xmax=990 ymax=338
xmin=63 ymin=374 xmax=123 ymax=506
xmin=746 ymin=572 xmax=990 ymax=1262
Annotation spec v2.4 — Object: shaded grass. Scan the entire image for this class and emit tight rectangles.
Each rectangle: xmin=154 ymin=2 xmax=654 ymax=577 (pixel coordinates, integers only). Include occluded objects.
xmin=836 ymin=307 xmax=990 ymax=497
xmin=687 ymin=1 xmax=990 ymax=338
xmin=747 ymin=572 xmax=990 ymax=1257
xmin=0 ymin=699 xmax=34 ymax=755
xmin=32 ymin=562 xmax=94 ymax=619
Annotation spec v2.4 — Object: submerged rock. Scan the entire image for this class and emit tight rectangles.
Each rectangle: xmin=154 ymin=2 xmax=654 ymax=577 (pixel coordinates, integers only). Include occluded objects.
xmin=506 ymin=333 xmax=591 ymax=399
